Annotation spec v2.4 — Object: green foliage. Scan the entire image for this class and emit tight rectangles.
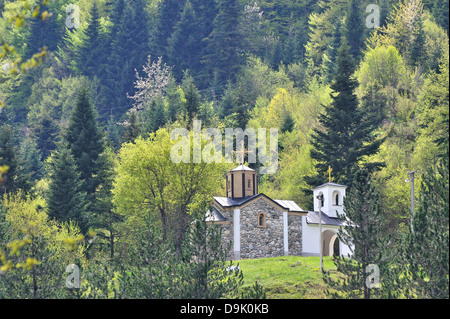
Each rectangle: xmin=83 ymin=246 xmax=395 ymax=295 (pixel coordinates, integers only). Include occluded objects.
xmin=323 ymin=169 xmax=390 ymax=299
xmin=0 ymin=0 xmax=448 ymax=300
xmin=307 ymin=42 xmax=384 ymax=188
xmin=112 ymin=129 xmax=228 ymax=253
xmin=77 ymin=1 xmax=108 ymax=79
xmin=204 ymin=0 xmax=243 ymax=95
xmin=46 ymin=143 xmax=89 ymax=233
xmin=402 ymin=145 xmax=449 ymax=298
xmin=64 ymin=87 xmax=105 ymax=199
xmin=0 ymin=124 xmax=29 ymax=195
xmin=0 ymin=191 xmax=87 ymax=299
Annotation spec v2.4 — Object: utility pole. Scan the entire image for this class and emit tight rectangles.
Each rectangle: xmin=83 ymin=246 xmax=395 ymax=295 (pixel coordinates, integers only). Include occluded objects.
xmin=317 ymin=193 xmax=324 ymax=272
xmin=407 ymin=170 xmax=416 ymax=232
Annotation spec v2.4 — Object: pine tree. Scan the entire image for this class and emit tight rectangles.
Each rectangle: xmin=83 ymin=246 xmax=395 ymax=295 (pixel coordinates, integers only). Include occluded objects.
xmin=19 ymin=136 xmax=44 ymax=183
xmin=122 ymin=110 xmax=141 ymax=143
xmin=31 ymin=115 xmax=59 ymax=161
xmin=91 ymin=146 xmax=122 ymax=259
xmin=204 ymin=0 xmax=243 ymax=96
xmin=306 ymin=42 xmax=384 ymax=188
xmin=345 ymin=0 xmax=364 ymax=61
xmin=156 ymin=0 xmax=186 ymax=58
xmin=405 ymin=12 xmax=426 ymax=68
xmin=143 ymin=97 xmax=166 ymax=134
xmin=24 ymin=3 xmax=62 ymax=60
xmin=323 ymin=169 xmax=389 ymax=299
xmin=64 ymin=88 xmax=105 ymax=201
xmin=402 ymin=145 xmax=449 ymax=299
xmin=105 ymin=114 xmax=122 ymax=150
xmin=281 ymin=112 xmax=295 ymax=134
xmin=182 ymin=74 xmax=201 ymax=129
xmin=323 ymin=17 xmax=344 ymax=84
xmin=190 ymin=0 xmax=217 ymax=88
xmin=47 ymin=143 xmax=89 ymax=233
xmin=78 ymin=1 xmax=108 ymax=79
xmin=105 ymin=0 xmax=150 ymax=117
xmin=167 ymin=1 xmax=201 ymax=81
xmin=0 ymin=125 xmax=29 ymax=196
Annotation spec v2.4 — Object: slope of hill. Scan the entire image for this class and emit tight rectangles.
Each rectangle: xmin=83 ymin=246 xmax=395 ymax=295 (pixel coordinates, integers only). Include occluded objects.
xmin=238 ymin=256 xmax=338 ymax=299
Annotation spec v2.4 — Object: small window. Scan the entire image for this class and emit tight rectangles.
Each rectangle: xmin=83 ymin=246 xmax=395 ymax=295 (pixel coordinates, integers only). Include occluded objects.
xmin=332 ymin=190 xmax=340 ymax=206
xmin=320 ymin=195 xmax=324 ymax=207
xmin=257 ymin=212 xmax=266 ymax=228
xmin=247 ymin=178 xmax=251 ymax=188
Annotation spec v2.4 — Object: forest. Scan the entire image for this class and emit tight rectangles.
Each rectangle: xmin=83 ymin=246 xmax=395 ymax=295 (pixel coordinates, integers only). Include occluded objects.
xmin=0 ymin=0 xmax=448 ymax=299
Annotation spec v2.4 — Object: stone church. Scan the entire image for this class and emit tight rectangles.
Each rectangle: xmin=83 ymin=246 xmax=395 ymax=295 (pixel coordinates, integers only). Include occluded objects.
xmin=206 ymin=164 xmax=352 ymax=260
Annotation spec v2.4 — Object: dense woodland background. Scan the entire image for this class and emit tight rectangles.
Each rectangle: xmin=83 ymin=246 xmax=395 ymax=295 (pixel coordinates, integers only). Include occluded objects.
xmin=0 ymin=0 xmax=448 ymax=299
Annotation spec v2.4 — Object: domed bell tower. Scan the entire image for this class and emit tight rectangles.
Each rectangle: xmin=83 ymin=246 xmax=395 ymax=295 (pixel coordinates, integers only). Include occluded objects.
xmin=226 ymin=165 xmax=257 ymax=199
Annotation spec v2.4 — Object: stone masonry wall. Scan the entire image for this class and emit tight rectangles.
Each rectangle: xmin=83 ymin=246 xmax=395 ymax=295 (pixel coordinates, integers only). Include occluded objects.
xmin=214 ymin=198 xmax=303 ymax=260
xmin=288 ymin=214 xmax=302 ymax=256
xmin=240 ymin=198 xmax=284 ymax=259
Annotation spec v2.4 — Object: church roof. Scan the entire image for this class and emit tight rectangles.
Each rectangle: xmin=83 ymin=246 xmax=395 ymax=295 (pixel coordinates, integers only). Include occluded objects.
xmin=205 ymin=207 xmax=227 ymax=222
xmin=273 ymin=199 xmax=304 ymax=213
xmin=312 ymin=182 xmax=347 ymax=191
xmin=228 ymin=164 xmax=255 ymax=172
xmin=213 ymin=193 xmax=305 ymax=213
xmin=306 ymin=211 xmax=343 ymax=226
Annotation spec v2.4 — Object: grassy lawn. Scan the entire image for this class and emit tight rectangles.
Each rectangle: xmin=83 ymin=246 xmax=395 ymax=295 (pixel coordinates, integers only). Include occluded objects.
xmin=237 ymin=256 xmax=339 ymax=299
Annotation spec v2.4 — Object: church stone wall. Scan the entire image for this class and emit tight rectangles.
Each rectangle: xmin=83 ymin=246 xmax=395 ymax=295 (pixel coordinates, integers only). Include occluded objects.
xmin=240 ymin=199 xmax=284 ymax=259
xmin=214 ymin=207 xmax=234 ymax=260
xmin=214 ymin=198 xmax=303 ymax=260
xmin=288 ymin=215 xmax=302 ymax=256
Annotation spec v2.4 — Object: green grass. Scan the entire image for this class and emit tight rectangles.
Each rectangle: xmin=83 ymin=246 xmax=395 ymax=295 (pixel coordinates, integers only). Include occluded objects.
xmin=237 ymin=256 xmax=339 ymax=299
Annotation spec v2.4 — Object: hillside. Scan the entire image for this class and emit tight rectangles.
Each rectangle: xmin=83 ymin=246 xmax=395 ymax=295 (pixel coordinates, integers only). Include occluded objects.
xmin=239 ymin=256 xmax=338 ymax=299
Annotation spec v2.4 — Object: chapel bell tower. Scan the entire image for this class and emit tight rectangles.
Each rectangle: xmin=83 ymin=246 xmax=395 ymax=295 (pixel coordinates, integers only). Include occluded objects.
xmin=226 ymin=165 xmax=257 ymax=199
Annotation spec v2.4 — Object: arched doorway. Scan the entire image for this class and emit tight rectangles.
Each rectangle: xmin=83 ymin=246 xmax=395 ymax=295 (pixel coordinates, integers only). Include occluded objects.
xmin=322 ymin=230 xmax=339 ymax=256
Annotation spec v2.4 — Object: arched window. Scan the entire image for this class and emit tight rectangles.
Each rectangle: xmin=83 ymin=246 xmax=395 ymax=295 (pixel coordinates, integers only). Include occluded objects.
xmin=333 ymin=191 xmax=340 ymax=206
xmin=319 ymin=192 xmax=324 ymax=207
xmin=257 ymin=212 xmax=266 ymax=228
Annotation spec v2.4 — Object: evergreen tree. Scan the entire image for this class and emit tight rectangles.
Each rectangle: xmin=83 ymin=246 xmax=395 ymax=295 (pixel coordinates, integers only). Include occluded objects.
xmin=306 ymin=42 xmax=384 ymax=188
xmin=164 ymin=77 xmax=184 ymax=123
xmin=431 ymin=0 xmax=449 ymax=33
xmin=91 ymin=146 xmax=122 ymax=259
xmin=405 ymin=12 xmax=426 ymax=68
xmin=18 ymin=136 xmax=44 ymax=183
xmin=0 ymin=125 xmax=29 ymax=196
xmin=402 ymin=145 xmax=449 ymax=299
xmin=105 ymin=0 xmax=150 ymax=117
xmin=204 ymin=0 xmax=243 ymax=96
xmin=180 ymin=203 xmax=244 ymax=299
xmin=156 ymin=0 xmax=186 ymax=58
xmin=64 ymin=88 xmax=105 ymax=202
xmin=323 ymin=169 xmax=389 ymax=299
xmin=108 ymin=0 xmax=126 ymax=40
xmin=182 ymin=75 xmax=201 ymax=129
xmin=167 ymin=1 xmax=201 ymax=81
xmin=143 ymin=97 xmax=166 ymax=134
xmin=47 ymin=143 xmax=89 ymax=233
xmin=122 ymin=110 xmax=141 ymax=143
xmin=31 ymin=115 xmax=59 ymax=161
xmin=78 ymin=1 xmax=108 ymax=79
xmin=24 ymin=3 xmax=62 ymax=60
xmin=105 ymin=114 xmax=122 ymax=151
xmin=345 ymin=0 xmax=364 ymax=61
xmin=281 ymin=112 xmax=295 ymax=134
xmin=323 ymin=17 xmax=344 ymax=84
xmin=190 ymin=0 xmax=217 ymax=88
